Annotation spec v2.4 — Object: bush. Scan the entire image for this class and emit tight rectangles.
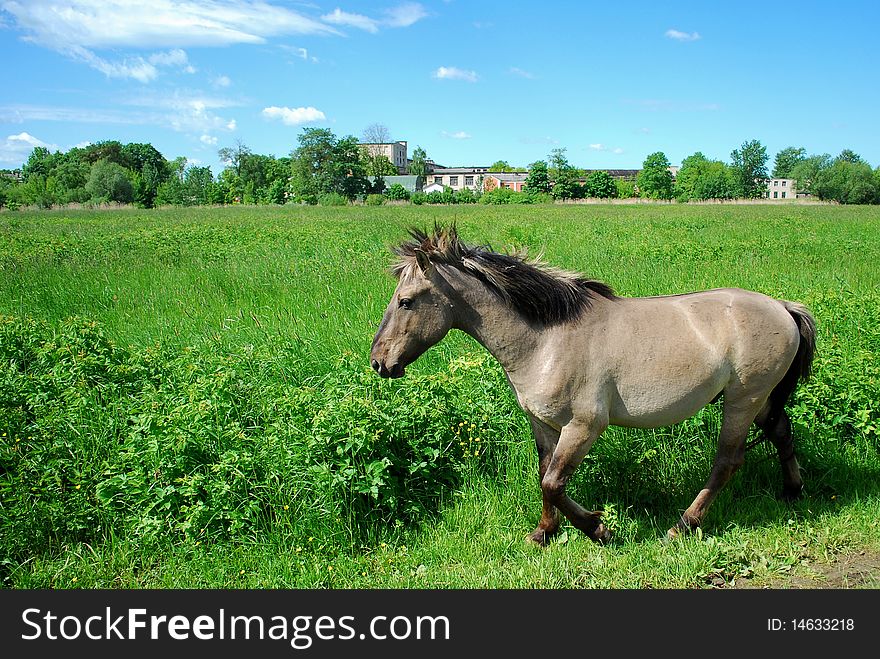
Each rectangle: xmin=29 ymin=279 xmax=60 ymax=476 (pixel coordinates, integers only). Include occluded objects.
xmin=385 ymin=183 xmax=410 ymax=201
xmin=317 ymin=192 xmax=348 ymax=206
xmin=411 ymin=192 xmax=427 ymax=205
xmin=365 ymin=193 xmax=385 ymax=206
xmin=0 ymin=316 xmax=525 ymax=557
xmin=479 ymin=187 xmax=533 ymax=204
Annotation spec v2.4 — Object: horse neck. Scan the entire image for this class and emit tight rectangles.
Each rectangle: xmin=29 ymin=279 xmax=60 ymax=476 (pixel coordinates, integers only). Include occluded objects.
xmin=442 ymin=266 xmax=542 ymax=374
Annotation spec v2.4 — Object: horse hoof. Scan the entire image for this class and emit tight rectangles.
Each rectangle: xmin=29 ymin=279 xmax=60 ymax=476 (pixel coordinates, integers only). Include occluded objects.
xmin=781 ymin=483 xmax=804 ymax=502
xmin=590 ymin=523 xmax=612 ymax=545
xmin=525 ymin=530 xmax=550 ymax=548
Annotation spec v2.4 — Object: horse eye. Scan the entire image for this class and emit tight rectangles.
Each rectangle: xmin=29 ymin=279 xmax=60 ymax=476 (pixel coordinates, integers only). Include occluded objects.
xmin=399 ymin=298 xmax=413 ymax=310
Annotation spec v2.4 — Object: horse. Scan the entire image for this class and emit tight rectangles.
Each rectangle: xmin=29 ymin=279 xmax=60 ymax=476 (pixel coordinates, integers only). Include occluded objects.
xmin=370 ymin=226 xmax=816 ymax=544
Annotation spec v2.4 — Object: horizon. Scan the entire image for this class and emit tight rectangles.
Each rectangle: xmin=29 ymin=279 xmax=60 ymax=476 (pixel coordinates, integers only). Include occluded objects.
xmin=2 ymin=1 xmax=878 ymax=175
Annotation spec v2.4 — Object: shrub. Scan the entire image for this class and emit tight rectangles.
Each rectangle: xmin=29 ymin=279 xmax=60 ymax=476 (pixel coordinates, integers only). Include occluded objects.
xmin=385 ymin=183 xmax=410 ymax=201
xmin=479 ymin=187 xmax=533 ymax=204
xmin=365 ymin=193 xmax=385 ymax=206
xmin=411 ymin=192 xmax=427 ymax=205
xmin=317 ymin=192 xmax=348 ymax=206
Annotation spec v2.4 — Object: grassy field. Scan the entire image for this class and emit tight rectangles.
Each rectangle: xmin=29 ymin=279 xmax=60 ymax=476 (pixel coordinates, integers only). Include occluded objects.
xmin=1 ymin=203 xmax=878 ymax=589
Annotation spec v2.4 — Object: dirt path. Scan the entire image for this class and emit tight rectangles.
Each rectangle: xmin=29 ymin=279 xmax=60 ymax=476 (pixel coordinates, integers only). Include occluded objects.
xmin=732 ymin=549 xmax=880 ymax=589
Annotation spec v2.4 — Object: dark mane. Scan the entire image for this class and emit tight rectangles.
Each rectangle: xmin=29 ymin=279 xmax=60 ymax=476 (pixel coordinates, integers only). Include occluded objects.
xmin=391 ymin=224 xmax=616 ymax=326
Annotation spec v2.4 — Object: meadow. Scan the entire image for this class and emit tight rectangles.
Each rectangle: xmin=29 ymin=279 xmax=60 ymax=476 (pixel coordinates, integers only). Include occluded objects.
xmin=1 ymin=203 xmax=878 ymax=589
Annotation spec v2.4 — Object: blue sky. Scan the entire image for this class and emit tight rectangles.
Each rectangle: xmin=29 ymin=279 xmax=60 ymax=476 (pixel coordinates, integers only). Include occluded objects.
xmin=1 ymin=0 xmax=878 ymax=175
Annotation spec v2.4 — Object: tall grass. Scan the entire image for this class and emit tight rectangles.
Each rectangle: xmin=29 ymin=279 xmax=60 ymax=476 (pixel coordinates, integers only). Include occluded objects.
xmin=1 ymin=204 xmax=878 ymax=588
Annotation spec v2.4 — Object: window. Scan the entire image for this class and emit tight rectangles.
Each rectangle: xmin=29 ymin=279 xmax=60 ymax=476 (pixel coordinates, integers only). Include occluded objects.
xmin=773 ymin=191 xmax=778 ymax=198
xmin=782 ymin=180 xmax=787 ymax=186
xmin=450 ymin=176 xmax=459 ymax=186
xmin=465 ymin=176 xmax=474 ymax=186
xmin=434 ymin=176 xmax=442 ymax=184
xmin=773 ymin=180 xmax=779 ymax=186
xmin=782 ymin=192 xmax=786 ymax=198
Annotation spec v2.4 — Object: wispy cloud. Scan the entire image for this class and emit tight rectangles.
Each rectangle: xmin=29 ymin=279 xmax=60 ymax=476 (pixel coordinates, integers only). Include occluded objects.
xmin=321 ymin=8 xmax=379 ymax=33
xmin=518 ymin=136 xmax=559 ymax=146
xmin=200 ymin=134 xmax=218 ymax=146
xmin=0 ymin=132 xmax=59 ymax=164
xmin=262 ymin=105 xmax=326 ymax=125
xmin=433 ymin=66 xmax=478 ymax=82
xmin=665 ymin=29 xmax=701 ymax=42
xmin=508 ymin=67 xmax=535 ymax=79
xmin=213 ymin=75 xmax=232 ymax=88
xmin=383 ymin=3 xmax=428 ymax=28
xmin=3 ymin=1 xmax=340 ymax=50
xmin=588 ymin=143 xmax=624 ymax=154
xmin=441 ymin=130 xmax=471 ymax=140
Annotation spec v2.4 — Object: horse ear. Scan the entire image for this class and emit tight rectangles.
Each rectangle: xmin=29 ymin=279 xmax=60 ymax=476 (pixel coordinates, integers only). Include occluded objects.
xmin=414 ymin=249 xmax=433 ymax=276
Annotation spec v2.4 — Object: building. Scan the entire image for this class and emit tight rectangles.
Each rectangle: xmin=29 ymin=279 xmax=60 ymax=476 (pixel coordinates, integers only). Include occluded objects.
xmin=483 ymin=172 xmax=529 ymax=192
xmin=766 ymin=178 xmax=796 ymax=200
xmin=427 ymin=167 xmax=490 ymax=191
xmin=370 ymin=175 xmax=424 ymax=194
xmin=361 ymin=141 xmax=409 ymax=174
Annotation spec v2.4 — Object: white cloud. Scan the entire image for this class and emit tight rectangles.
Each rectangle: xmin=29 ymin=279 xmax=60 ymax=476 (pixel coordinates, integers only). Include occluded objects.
xmin=441 ymin=130 xmax=471 ymax=140
xmin=262 ymin=105 xmax=326 ymax=125
xmin=0 ymin=132 xmax=59 ymax=164
xmin=509 ymin=67 xmax=535 ymax=79
xmin=433 ymin=66 xmax=478 ymax=82
xmin=3 ymin=1 xmax=340 ymax=50
xmin=588 ymin=143 xmax=625 ymax=155
xmin=665 ymin=29 xmax=701 ymax=42
xmin=148 ymin=48 xmax=195 ymax=73
xmin=69 ymin=45 xmax=159 ymax=82
xmin=321 ymin=8 xmax=379 ymax=33
xmin=213 ymin=75 xmax=232 ymax=88
xmin=383 ymin=3 xmax=428 ymax=28
xmin=200 ymin=134 xmax=218 ymax=146
xmin=124 ymin=91 xmax=242 ymax=133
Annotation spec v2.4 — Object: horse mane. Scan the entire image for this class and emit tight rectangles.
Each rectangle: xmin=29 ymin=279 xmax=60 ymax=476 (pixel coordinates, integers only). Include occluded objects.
xmin=391 ymin=224 xmax=616 ymax=326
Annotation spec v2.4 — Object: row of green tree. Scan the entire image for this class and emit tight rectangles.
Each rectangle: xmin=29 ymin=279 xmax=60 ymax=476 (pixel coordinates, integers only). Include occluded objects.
xmin=2 ymin=130 xmax=879 ymax=210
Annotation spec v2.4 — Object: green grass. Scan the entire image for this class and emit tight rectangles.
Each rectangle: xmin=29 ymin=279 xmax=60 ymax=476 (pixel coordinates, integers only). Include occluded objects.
xmin=1 ymin=203 xmax=879 ymax=589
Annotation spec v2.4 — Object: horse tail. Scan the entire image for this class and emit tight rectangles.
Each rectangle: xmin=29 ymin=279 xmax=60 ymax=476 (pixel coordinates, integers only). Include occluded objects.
xmin=770 ymin=300 xmax=817 ymax=411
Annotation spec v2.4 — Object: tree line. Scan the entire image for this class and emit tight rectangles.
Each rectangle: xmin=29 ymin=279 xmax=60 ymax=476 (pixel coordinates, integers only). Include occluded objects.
xmin=1 ymin=129 xmax=878 ymax=210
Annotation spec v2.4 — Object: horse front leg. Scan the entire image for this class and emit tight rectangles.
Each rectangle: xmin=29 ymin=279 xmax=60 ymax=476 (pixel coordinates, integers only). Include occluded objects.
xmin=526 ymin=416 xmax=562 ymax=546
xmin=540 ymin=417 xmax=611 ymax=544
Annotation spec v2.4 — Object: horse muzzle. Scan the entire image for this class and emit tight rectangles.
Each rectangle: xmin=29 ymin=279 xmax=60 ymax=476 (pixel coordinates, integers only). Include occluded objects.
xmin=371 ymin=359 xmax=405 ymax=379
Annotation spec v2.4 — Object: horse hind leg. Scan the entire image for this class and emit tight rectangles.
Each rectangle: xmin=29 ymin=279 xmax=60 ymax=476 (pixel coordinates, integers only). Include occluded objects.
xmin=668 ymin=398 xmax=763 ymax=540
xmin=756 ymin=404 xmax=803 ymax=501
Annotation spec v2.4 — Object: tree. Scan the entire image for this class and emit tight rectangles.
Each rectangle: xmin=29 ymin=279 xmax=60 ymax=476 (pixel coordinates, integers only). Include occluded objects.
xmin=362 ymin=123 xmax=391 ymax=145
xmin=524 ymin=160 xmax=551 ymax=195
xmin=730 ymin=139 xmax=768 ymax=198
xmin=637 ymin=151 xmax=674 ymax=199
xmin=218 ymin=140 xmax=252 ymax=178
xmin=548 ymin=148 xmax=579 ymax=200
xmin=788 ymin=154 xmax=831 ymax=196
xmin=814 ymin=155 xmax=879 ymax=204
xmin=674 ymin=152 xmax=735 ymax=201
xmin=408 ymin=146 xmax=429 ymax=177
xmin=86 ymin=160 xmax=134 ymax=203
xmin=489 ymin=160 xmax=513 ymax=172
xmin=772 ymin=147 xmax=806 ymax=178
xmin=289 ymin=128 xmax=367 ymax=203
xmin=583 ymin=171 xmax=617 ymax=198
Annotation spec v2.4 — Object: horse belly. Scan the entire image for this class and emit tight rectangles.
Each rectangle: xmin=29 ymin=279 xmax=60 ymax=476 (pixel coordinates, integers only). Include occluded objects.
xmin=607 ymin=365 xmax=727 ymax=429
